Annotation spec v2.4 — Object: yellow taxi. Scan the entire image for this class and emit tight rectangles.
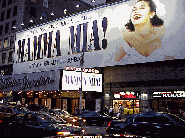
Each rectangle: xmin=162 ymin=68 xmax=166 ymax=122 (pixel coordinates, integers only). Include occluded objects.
xmin=49 ymin=109 xmax=87 ymax=126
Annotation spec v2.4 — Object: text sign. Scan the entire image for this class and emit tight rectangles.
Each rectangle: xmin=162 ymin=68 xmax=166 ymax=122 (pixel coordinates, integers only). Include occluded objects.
xmin=0 ymin=70 xmax=59 ymax=91
xmin=62 ymin=70 xmax=102 ymax=92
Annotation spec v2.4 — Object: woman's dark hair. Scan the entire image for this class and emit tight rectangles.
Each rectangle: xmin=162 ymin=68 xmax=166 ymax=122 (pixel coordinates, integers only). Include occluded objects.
xmin=125 ymin=0 xmax=164 ymax=31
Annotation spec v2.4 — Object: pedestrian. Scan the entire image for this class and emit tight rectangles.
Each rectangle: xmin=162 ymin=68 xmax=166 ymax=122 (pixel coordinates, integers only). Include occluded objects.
xmin=109 ymin=106 xmax=113 ymax=117
xmin=75 ymin=106 xmax=78 ymax=115
xmin=120 ymin=104 xmax=124 ymax=119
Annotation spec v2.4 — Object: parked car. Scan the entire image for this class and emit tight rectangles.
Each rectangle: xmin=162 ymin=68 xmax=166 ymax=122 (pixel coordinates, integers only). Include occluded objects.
xmin=106 ymin=112 xmax=185 ymax=138
xmin=49 ymin=109 xmax=87 ymax=126
xmin=0 ymin=105 xmax=23 ymax=122
xmin=2 ymin=112 xmax=85 ymax=138
xmin=26 ymin=104 xmax=48 ymax=111
xmin=77 ymin=111 xmax=113 ymax=126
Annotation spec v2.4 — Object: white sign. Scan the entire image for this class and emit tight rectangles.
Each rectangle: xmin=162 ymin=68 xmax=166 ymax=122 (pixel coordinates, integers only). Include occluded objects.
xmin=14 ymin=0 xmax=185 ymax=74
xmin=62 ymin=70 xmax=102 ymax=92
xmin=153 ymin=91 xmax=185 ymax=98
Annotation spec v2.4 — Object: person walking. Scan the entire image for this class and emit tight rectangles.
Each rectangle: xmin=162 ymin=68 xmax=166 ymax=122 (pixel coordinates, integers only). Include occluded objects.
xmin=120 ymin=104 xmax=124 ymax=119
xmin=109 ymin=106 xmax=113 ymax=117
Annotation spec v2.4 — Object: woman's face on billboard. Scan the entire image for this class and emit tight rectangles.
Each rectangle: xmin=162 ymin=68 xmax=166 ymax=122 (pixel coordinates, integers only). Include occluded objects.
xmin=131 ymin=1 xmax=154 ymax=26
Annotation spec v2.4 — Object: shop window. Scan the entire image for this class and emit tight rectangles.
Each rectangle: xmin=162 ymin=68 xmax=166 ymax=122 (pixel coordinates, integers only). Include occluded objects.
xmin=13 ymin=6 xmax=17 ymax=16
xmin=5 ymin=23 xmax=9 ymax=33
xmin=30 ymin=7 xmax=37 ymax=18
xmin=1 ymin=11 xmax=5 ymax=21
xmin=6 ymin=8 xmax=11 ymax=19
xmin=0 ymin=25 xmax=3 ymax=35
xmin=2 ymin=53 xmax=6 ymax=63
xmin=10 ymin=36 xmax=14 ymax=46
xmin=2 ymin=0 xmax=6 ymax=8
xmin=8 ymin=51 xmax=13 ymax=62
xmin=8 ymin=0 xmax=12 ymax=5
xmin=4 ymin=37 xmax=8 ymax=48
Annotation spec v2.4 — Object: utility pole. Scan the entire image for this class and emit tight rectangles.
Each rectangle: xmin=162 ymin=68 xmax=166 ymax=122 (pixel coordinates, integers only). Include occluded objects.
xmin=79 ymin=52 xmax=84 ymax=115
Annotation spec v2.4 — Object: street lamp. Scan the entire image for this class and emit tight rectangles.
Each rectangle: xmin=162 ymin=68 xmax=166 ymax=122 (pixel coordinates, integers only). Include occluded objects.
xmin=79 ymin=52 xmax=84 ymax=115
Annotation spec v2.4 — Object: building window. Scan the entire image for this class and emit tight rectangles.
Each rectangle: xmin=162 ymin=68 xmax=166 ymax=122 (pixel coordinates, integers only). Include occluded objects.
xmin=13 ymin=6 xmax=17 ymax=16
xmin=11 ymin=20 xmax=16 ymax=28
xmin=41 ymin=11 xmax=47 ymax=21
xmin=30 ymin=0 xmax=37 ymax=3
xmin=10 ymin=36 xmax=14 ymax=46
xmin=30 ymin=7 xmax=37 ymax=18
xmin=0 ymin=25 xmax=3 ymax=35
xmin=2 ymin=0 xmax=6 ymax=8
xmin=8 ymin=51 xmax=13 ymax=63
xmin=2 ymin=53 xmax=6 ymax=63
xmin=5 ymin=23 xmax=9 ymax=33
xmin=43 ymin=0 xmax=48 ymax=8
xmin=8 ymin=0 xmax=12 ymax=5
xmin=6 ymin=8 xmax=11 ymax=19
xmin=1 ymin=11 xmax=5 ymax=21
xmin=4 ymin=37 xmax=8 ymax=48
xmin=0 ymin=40 xmax=2 ymax=48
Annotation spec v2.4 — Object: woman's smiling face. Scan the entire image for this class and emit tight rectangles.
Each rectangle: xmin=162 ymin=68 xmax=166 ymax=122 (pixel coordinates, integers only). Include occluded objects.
xmin=131 ymin=1 xmax=153 ymax=26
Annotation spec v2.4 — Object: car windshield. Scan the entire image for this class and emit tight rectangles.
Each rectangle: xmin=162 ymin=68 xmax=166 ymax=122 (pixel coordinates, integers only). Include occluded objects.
xmin=56 ymin=110 xmax=69 ymax=116
xmin=168 ymin=114 xmax=185 ymax=125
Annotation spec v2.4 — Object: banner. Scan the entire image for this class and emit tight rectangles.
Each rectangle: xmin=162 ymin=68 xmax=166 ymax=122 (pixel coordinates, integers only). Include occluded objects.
xmin=62 ymin=70 xmax=102 ymax=92
xmin=14 ymin=0 xmax=185 ymax=74
xmin=0 ymin=70 xmax=60 ymax=91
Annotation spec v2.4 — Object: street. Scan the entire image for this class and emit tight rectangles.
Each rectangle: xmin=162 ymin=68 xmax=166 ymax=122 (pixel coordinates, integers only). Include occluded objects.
xmin=82 ymin=125 xmax=107 ymax=136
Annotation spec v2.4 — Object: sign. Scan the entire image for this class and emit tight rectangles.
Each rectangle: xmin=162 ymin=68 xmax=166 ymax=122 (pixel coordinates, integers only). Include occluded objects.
xmin=62 ymin=70 xmax=102 ymax=92
xmin=14 ymin=0 xmax=185 ymax=74
xmin=120 ymin=92 xmax=136 ymax=98
xmin=0 ymin=70 xmax=60 ymax=91
xmin=153 ymin=91 xmax=185 ymax=98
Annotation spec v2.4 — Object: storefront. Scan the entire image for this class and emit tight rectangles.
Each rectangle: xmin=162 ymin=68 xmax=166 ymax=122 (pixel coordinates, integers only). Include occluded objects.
xmin=112 ymin=91 xmax=140 ymax=115
xmin=0 ymin=70 xmax=60 ymax=107
xmin=150 ymin=90 xmax=185 ymax=114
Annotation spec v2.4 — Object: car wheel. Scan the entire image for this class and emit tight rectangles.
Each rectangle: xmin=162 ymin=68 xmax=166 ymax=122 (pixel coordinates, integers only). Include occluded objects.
xmin=101 ymin=121 xmax=109 ymax=127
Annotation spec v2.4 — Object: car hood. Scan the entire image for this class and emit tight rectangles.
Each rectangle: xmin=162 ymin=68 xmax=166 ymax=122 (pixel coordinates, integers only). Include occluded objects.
xmin=52 ymin=123 xmax=82 ymax=131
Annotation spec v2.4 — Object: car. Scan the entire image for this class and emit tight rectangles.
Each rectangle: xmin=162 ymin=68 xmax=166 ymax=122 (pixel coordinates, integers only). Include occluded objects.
xmin=1 ymin=112 xmax=85 ymax=138
xmin=26 ymin=104 xmax=47 ymax=111
xmin=0 ymin=105 xmax=23 ymax=122
xmin=106 ymin=112 xmax=185 ymax=138
xmin=49 ymin=109 xmax=87 ymax=126
xmin=77 ymin=111 xmax=113 ymax=126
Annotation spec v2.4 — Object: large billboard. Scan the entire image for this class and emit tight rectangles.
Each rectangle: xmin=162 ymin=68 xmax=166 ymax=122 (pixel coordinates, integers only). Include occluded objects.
xmin=14 ymin=0 xmax=185 ymax=74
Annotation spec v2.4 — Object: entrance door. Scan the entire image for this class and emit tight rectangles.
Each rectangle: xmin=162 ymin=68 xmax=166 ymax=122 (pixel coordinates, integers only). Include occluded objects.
xmin=56 ymin=99 xmax=61 ymax=109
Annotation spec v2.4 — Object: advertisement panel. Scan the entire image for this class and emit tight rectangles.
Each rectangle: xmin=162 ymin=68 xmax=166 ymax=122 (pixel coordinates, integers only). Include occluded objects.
xmin=0 ymin=70 xmax=60 ymax=91
xmin=62 ymin=70 xmax=102 ymax=92
xmin=14 ymin=0 xmax=185 ymax=74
